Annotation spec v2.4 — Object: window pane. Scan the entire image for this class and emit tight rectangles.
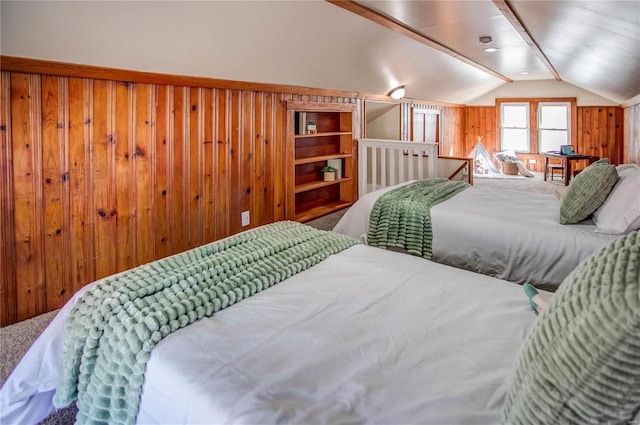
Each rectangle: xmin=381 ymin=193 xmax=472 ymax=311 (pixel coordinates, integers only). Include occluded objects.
xmin=540 ymin=130 xmax=568 ymax=152
xmin=540 ymin=105 xmax=568 ymax=129
xmin=502 ymin=105 xmax=527 ymax=128
xmin=502 ymin=129 xmax=529 ymax=151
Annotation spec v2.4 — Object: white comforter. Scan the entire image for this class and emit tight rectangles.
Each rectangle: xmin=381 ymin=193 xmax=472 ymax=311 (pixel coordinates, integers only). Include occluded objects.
xmin=2 ymin=244 xmax=542 ymax=425
xmin=333 ymin=184 xmax=620 ymax=289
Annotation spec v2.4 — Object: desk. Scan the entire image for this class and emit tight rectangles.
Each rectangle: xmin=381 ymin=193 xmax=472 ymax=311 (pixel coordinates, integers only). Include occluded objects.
xmin=543 ymin=152 xmax=599 ymax=186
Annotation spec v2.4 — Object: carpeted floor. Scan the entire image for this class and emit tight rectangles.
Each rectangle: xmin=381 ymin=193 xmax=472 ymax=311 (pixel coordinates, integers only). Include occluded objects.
xmin=0 ymin=171 xmax=564 ymax=424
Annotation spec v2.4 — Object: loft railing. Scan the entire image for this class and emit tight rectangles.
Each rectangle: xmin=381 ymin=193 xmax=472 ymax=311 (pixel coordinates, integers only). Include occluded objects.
xmin=358 ymin=138 xmax=472 ymax=197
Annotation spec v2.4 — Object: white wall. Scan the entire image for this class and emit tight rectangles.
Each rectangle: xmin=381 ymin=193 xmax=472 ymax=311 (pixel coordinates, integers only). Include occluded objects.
xmin=0 ymin=0 xmax=500 ymax=105
xmin=624 ymin=104 xmax=640 ymax=163
xmin=367 ymin=108 xmax=401 ymax=140
xmin=467 ymin=80 xmax=619 ymax=106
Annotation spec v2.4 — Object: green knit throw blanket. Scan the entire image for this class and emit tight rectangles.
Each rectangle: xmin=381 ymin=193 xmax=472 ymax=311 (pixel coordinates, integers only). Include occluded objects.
xmin=52 ymin=221 xmax=359 ymax=425
xmin=368 ymin=179 xmax=469 ymax=258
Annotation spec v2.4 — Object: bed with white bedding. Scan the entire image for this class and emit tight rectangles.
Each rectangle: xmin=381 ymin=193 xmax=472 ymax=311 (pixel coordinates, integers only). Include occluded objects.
xmin=333 ymin=182 xmax=620 ymax=290
xmin=1 ymin=222 xmax=540 ymax=425
xmin=2 ymin=222 xmax=638 ymax=425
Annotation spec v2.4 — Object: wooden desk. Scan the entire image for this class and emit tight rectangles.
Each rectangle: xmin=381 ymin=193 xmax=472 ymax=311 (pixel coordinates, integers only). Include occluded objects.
xmin=543 ymin=152 xmax=599 ymax=186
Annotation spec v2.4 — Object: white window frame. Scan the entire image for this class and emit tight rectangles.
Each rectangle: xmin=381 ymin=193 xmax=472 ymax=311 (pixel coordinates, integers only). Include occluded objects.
xmin=538 ymin=102 xmax=571 ymax=153
xmin=500 ymin=102 xmax=530 ymax=152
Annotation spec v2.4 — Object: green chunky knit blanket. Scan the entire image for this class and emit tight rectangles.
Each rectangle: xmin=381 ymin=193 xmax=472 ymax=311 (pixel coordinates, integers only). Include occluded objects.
xmin=53 ymin=221 xmax=359 ymax=425
xmin=368 ymin=179 xmax=469 ymax=258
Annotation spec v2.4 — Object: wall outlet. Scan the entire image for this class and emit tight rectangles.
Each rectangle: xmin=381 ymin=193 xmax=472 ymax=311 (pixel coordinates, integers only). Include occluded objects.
xmin=241 ymin=211 xmax=250 ymax=227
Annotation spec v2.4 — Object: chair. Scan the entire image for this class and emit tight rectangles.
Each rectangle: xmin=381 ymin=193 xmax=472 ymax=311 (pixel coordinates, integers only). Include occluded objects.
xmin=548 ymin=163 xmax=565 ymax=181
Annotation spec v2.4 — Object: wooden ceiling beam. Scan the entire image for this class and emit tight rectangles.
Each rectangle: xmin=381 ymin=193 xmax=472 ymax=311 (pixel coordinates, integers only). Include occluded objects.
xmin=493 ymin=0 xmax=561 ymax=81
xmin=326 ymin=0 xmax=513 ymax=83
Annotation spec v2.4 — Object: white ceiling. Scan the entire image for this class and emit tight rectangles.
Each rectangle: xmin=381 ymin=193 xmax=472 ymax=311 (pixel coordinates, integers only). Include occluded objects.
xmin=1 ymin=1 xmax=638 ymax=106
xmin=357 ymin=0 xmax=640 ymax=104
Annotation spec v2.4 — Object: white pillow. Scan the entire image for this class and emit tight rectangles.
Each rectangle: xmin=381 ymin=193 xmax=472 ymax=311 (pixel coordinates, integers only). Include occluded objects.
xmin=593 ymin=168 xmax=640 ymax=234
xmin=616 ymin=163 xmax=640 ymax=178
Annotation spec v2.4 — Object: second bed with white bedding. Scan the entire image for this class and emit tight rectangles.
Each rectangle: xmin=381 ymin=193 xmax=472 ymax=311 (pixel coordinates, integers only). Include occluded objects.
xmin=333 ymin=184 xmax=619 ymax=289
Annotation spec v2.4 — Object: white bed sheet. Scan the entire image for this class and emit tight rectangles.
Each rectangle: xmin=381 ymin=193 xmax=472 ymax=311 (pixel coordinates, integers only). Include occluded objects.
xmin=2 ymin=244 xmax=542 ymax=425
xmin=333 ymin=184 xmax=620 ymax=289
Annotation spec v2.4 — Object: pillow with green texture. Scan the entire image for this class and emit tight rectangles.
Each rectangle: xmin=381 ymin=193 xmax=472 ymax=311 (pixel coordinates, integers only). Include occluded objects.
xmin=503 ymin=230 xmax=640 ymax=425
xmin=559 ymin=159 xmax=618 ymax=224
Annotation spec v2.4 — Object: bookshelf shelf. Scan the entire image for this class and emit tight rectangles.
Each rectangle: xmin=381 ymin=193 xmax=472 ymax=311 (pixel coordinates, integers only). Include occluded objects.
xmin=294 ymin=153 xmax=352 ymax=165
xmin=285 ymin=101 xmax=358 ymax=223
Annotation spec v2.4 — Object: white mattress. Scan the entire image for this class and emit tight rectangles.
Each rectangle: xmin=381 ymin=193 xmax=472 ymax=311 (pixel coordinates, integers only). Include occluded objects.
xmin=2 ymin=244 xmax=543 ymax=425
xmin=333 ymin=184 xmax=620 ymax=289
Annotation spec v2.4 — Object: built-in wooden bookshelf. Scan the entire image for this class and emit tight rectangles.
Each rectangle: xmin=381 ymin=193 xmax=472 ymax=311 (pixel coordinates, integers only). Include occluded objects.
xmin=285 ymin=101 xmax=357 ymax=222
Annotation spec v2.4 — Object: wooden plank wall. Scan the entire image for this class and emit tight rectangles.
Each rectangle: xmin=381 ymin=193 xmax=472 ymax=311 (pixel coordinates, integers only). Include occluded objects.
xmin=0 ymin=68 xmax=359 ymax=326
xmin=463 ymin=105 xmax=624 ymax=172
xmin=439 ymin=106 xmax=466 ymax=157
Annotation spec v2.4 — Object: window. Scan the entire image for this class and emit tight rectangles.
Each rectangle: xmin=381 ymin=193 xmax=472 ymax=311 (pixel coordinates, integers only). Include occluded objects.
xmin=500 ymin=103 xmax=529 ymax=151
xmin=539 ymin=102 xmax=570 ymax=153
xmin=497 ymin=97 xmax=576 ymax=153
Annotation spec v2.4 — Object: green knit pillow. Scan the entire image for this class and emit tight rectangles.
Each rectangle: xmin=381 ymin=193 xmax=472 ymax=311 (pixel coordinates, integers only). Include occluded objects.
xmin=503 ymin=231 xmax=640 ymax=424
xmin=559 ymin=159 xmax=618 ymax=224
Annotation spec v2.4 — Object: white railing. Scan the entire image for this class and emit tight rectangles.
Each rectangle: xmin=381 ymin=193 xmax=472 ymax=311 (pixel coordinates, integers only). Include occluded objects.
xmin=358 ymin=138 xmax=472 ymax=197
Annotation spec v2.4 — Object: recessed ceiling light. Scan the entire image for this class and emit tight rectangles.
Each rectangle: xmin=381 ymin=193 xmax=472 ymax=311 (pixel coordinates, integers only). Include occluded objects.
xmin=520 ymin=71 xmax=530 ymax=75
xmin=483 ymin=47 xmax=500 ymax=52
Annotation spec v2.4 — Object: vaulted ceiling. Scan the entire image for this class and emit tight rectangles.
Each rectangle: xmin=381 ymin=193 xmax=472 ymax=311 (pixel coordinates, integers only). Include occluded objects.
xmin=1 ymin=1 xmax=638 ymax=105
xmin=345 ymin=0 xmax=640 ymax=104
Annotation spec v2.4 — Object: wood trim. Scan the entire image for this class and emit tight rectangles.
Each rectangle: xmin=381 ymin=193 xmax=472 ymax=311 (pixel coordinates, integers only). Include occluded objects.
xmin=286 ymin=100 xmax=356 ymax=112
xmin=359 ymin=92 xmax=465 ymax=108
xmin=445 ymin=158 xmax=474 ymax=185
xmin=496 ymin=97 xmax=576 ymax=103
xmin=492 ymin=0 xmax=561 ymax=81
xmin=327 ymin=0 xmax=513 ymax=83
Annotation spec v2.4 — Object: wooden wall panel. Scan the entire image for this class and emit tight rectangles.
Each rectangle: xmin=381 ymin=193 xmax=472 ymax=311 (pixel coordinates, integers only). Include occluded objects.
xmin=41 ymin=75 xmax=70 ymax=311
xmin=114 ymin=81 xmax=134 ymax=272
xmin=202 ymin=88 xmax=215 ymax=244
xmin=1 ymin=72 xmax=17 ymax=325
xmin=577 ymin=107 xmax=624 ymax=163
xmin=154 ymin=85 xmax=172 ymax=259
xmin=135 ymin=84 xmax=156 ymax=264
xmin=172 ymin=86 xmax=188 ymax=254
xmin=0 ymin=65 xmax=362 ymax=325
xmin=465 ymin=106 xmax=497 ymax=156
xmin=273 ymin=93 xmax=287 ymax=223
xmin=439 ymin=106 xmax=465 ymax=157
xmin=229 ymin=90 xmax=242 ymax=232
xmin=11 ymin=73 xmax=46 ymax=321
xmin=241 ymin=91 xmax=253 ymax=229
xmin=252 ymin=92 xmax=264 ymax=227
xmin=215 ymin=89 xmax=231 ymax=239
xmin=68 ymin=78 xmax=95 ymax=296
xmin=92 ymin=79 xmax=115 ymax=280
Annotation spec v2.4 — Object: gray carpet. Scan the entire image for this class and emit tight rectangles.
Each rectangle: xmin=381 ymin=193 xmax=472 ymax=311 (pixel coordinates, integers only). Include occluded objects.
xmin=0 ymin=172 xmax=563 ymax=424
xmin=305 ymin=208 xmax=348 ymax=231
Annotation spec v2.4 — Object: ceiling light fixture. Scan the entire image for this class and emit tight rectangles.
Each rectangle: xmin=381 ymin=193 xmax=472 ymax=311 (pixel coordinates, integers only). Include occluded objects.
xmin=388 ymin=85 xmax=406 ymax=100
xmin=520 ymin=71 xmax=530 ymax=75
xmin=483 ymin=47 xmax=500 ymax=53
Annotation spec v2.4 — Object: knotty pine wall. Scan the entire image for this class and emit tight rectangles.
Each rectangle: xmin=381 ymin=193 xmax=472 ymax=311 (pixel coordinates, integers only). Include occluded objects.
xmin=0 ymin=63 xmax=362 ymax=326
xmin=463 ymin=105 xmax=624 ymax=171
